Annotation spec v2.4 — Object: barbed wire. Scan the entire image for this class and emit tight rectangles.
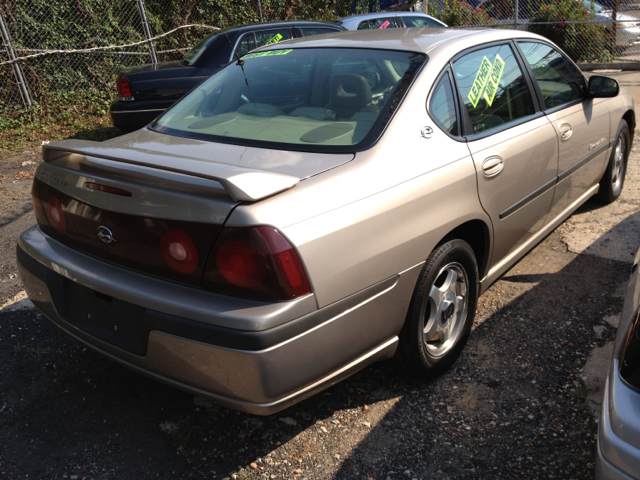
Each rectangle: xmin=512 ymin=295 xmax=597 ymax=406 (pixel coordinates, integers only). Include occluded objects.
xmin=0 ymin=23 xmax=220 ymax=66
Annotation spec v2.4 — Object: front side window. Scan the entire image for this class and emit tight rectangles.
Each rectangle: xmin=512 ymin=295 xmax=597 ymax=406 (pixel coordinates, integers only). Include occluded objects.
xmin=403 ymin=16 xmax=441 ymax=27
xmin=430 ymin=74 xmax=458 ymax=136
xmin=518 ymin=41 xmax=585 ymax=109
xmin=152 ymin=48 xmax=426 ymax=152
xmin=452 ymin=44 xmax=535 ymax=135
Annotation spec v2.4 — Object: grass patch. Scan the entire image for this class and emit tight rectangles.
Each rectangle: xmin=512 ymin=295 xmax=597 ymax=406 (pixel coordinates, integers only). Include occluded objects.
xmin=0 ymin=90 xmax=124 ymax=152
xmin=29 ymin=343 xmax=50 ymax=357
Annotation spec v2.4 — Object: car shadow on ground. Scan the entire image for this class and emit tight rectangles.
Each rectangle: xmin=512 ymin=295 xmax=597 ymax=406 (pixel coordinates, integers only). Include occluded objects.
xmin=331 ymin=209 xmax=640 ymax=479
xmin=0 ymin=209 xmax=638 ymax=479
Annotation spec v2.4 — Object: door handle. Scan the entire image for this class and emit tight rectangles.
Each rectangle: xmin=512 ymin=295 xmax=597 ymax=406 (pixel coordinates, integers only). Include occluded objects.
xmin=559 ymin=123 xmax=573 ymax=140
xmin=482 ymin=156 xmax=503 ymax=177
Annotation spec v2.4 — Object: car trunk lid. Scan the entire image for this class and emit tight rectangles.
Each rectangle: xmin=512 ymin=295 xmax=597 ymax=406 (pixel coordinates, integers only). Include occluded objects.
xmin=35 ymin=132 xmax=351 ymax=287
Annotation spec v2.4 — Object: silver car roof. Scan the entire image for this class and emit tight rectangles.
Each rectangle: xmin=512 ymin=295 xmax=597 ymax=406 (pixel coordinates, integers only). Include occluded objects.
xmin=258 ymin=27 xmax=547 ymax=55
xmin=337 ymin=11 xmax=445 ymax=21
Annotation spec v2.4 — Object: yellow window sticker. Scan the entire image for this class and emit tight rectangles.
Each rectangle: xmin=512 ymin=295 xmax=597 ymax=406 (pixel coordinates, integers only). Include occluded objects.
xmin=265 ymin=33 xmax=283 ymax=46
xmin=468 ymin=56 xmax=492 ymax=108
xmin=483 ymin=54 xmax=505 ymax=107
xmin=242 ymin=49 xmax=293 ymax=59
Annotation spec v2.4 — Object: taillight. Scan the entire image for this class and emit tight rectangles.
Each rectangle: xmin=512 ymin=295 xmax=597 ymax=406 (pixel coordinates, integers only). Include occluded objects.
xmin=160 ymin=229 xmax=198 ymax=274
xmin=31 ymin=188 xmax=48 ymax=227
xmin=45 ymin=197 xmax=66 ymax=234
xmin=203 ymin=226 xmax=311 ymax=301
xmin=117 ymin=76 xmax=133 ymax=99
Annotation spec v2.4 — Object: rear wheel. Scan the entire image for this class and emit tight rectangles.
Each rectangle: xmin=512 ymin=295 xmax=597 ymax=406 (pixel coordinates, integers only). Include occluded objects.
xmin=598 ymin=119 xmax=629 ymax=204
xmin=395 ymin=239 xmax=479 ymax=377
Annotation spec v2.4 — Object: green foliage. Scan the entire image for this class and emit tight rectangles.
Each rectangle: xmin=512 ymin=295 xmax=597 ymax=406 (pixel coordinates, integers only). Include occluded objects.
xmin=430 ymin=0 xmax=495 ymax=26
xmin=528 ymin=0 xmax=613 ymax=63
xmin=0 ymin=90 xmax=116 ymax=149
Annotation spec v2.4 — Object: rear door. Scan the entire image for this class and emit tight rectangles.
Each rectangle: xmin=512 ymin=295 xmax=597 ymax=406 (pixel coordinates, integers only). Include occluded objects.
xmin=451 ymin=42 xmax=558 ymax=265
xmin=517 ymin=41 xmax=611 ymax=220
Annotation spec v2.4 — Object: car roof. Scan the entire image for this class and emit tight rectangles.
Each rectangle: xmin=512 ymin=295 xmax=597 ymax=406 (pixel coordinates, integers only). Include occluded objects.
xmin=255 ymin=27 xmax=545 ymax=55
xmin=220 ymin=20 xmax=343 ymax=35
xmin=337 ymin=11 xmax=441 ymax=22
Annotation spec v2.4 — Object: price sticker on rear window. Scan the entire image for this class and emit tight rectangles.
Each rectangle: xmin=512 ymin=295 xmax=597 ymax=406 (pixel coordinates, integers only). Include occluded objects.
xmin=379 ymin=20 xmax=391 ymax=29
xmin=468 ymin=56 xmax=492 ymax=108
xmin=265 ymin=33 xmax=283 ymax=46
xmin=242 ymin=49 xmax=293 ymax=59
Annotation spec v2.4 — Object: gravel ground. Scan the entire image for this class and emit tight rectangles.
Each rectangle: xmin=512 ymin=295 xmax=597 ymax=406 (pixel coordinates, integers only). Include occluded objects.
xmin=0 ymin=138 xmax=639 ymax=479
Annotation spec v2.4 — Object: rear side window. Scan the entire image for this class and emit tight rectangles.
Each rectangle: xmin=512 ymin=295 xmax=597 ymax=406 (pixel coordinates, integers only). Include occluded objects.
xmin=237 ymin=29 xmax=293 ymax=57
xmin=430 ymin=74 xmax=458 ymax=136
xmin=357 ymin=18 xmax=398 ymax=29
xmin=518 ymin=41 xmax=585 ymax=109
xmin=255 ymin=29 xmax=292 ymax=48
xmin=300 ymin=27 xmax=339 ymax=36
xmin=403 ymin=16 xmax=442 ymax=27
xmin=452 ymin=44 xmax=535 ymax=135
xmin=236 ymin=34 xmax=257 ymax=57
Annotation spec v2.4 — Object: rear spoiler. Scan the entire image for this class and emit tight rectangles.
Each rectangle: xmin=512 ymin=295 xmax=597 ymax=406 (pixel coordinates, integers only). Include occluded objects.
xmin=43 ymin=139 xmax=299 ymax=202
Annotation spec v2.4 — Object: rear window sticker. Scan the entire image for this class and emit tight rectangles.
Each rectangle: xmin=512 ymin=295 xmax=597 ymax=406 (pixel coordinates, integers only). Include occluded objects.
xmin=265 ymin=33 xmax=283 ymax=46
xmin=379 ymin=20 xmax=391 ymax=29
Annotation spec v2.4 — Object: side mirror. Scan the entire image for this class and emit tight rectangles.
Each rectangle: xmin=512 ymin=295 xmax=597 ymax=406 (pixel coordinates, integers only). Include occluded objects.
xmin=588 ymin=75 xmax=619 ymax=98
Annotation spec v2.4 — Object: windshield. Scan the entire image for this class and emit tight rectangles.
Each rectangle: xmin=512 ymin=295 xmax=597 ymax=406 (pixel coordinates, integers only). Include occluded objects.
xmin=153 ymin=48 xmax=426 ymax=153
xmin=182 ymin=33 xmax=217 ymax=66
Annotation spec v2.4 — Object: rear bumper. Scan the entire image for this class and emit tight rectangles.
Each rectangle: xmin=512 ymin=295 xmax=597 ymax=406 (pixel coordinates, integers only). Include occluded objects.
xmin=596 ymin=365 xmax=640 ymax=480
xmin=18 ymin=226 xmax=418 ymax=414
xmin=110 ymin=100 xmax=170 ymax=130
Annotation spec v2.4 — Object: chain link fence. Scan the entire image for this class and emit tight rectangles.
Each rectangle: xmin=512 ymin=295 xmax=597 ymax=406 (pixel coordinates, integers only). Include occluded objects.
xmin=429 ymin=0 xmax=640 ymax=64
xmin=1 ymin=0 xmax=640 ymax=115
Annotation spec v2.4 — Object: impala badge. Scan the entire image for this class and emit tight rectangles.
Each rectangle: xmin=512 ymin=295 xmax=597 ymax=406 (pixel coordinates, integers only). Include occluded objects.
xmin=97 ymin=226 xmax=116 ymax=244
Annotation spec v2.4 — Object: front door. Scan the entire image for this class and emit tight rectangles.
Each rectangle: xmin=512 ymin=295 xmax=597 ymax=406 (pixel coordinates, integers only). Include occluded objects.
xmin=517 ymin=41 xmax=611 ymax=219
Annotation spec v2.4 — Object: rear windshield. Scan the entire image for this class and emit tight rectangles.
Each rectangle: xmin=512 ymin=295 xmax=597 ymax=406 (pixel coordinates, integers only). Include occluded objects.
xmin=153 ymin=48 xmax=426 ymax=153
xmin=182 ymin=33 xmax=217 ymax=66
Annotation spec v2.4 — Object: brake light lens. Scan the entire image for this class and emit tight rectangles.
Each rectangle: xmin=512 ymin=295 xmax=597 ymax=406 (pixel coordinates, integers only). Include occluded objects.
xmin=45 ymin=197 xmax=66 ymax=234
xmin=31 ymin=188 xmax=49 ymax=227
xmin=117 ymin=76 xmax=133 ymax=99
xmin=160 ymin=229 xmax=198 ymax=274
xmin=204 ymin=226 xmax=311 ymax=301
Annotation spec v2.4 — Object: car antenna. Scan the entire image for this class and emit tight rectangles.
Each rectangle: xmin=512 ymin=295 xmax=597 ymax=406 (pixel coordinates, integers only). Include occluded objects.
xmin=223 ymin=33 xmax=256 ymax=105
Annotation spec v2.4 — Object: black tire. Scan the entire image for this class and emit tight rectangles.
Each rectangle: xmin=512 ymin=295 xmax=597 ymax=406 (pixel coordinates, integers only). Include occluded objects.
xmin=394 ymin=239 xmax=479 ymax=377
xmin=598 ymin=119 xmax=630 ymax=204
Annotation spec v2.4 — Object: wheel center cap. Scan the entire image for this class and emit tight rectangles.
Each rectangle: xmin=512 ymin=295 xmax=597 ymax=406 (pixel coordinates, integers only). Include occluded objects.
xmin=440 ymin=291 xmax=456 ymax=324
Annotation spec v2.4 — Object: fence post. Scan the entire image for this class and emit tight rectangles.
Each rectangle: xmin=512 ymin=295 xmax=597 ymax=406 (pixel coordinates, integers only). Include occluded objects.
xmin=136 ymin=0 xmax=158 ymax=65
xmin=514 ymin=0 xmax=518 ymax=29
xmin=257 ymin=0 xmax=264 ymax=22
xmin=0 ymin=11 xmax=32 ymax=109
